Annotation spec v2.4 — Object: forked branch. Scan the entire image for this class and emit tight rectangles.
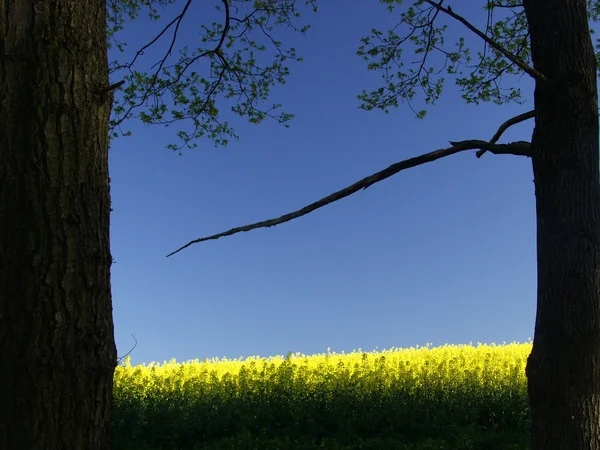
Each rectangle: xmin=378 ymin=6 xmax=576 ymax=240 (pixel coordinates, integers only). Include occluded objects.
xmin=422 ymin=0 xmax=548 ymax=83
xmin=167 ymin=140 xmax=531 ymax=257
xmin=476 ymin=109 xmax=535 ymax=157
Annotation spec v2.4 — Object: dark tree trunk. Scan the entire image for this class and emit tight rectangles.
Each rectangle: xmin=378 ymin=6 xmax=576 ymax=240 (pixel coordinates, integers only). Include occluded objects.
xmin=0 ymin=1 xmax=116 ymax=449
xmin=524 ymin=0 xmax=600 ymax=448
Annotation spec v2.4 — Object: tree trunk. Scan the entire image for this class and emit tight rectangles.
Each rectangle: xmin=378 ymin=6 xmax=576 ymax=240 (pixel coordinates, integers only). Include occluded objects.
xmin=524 ymin=1 xmax=600 ymax=448
xmin=0 ymin=1 xmax=116 ymax=449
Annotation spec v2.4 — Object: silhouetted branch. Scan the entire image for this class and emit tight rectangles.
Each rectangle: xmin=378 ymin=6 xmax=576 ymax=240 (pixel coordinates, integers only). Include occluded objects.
xmin=487 ymin=1 xmax=524 ymax=8
xmin=97 ymin=79 xmax=125 ymax=95
xmin=422 ymin=0 xmax=547 ymax=83
xmin=167 ymin=139 xmax=531 ymax=257
xmin=116 ymin=334 xmax=138 ymax=365
xmin=476 ymin=109 xmax=535 ymax=157
xmin=111 ymin=0 xmax=203 ymax=129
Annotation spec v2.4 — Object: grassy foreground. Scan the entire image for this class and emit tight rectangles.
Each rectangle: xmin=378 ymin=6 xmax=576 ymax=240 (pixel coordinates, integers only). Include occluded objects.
xmin=110 ymin=342 xmax=532 ymax=449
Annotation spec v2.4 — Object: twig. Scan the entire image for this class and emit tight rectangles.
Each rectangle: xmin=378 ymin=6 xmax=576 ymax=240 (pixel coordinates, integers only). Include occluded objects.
xmin=116 ymin=334 xmax=138 ymax=365
xmin=167 ymin=140 xmax=531 ymax=257
xmin=476 ymin=109 xmax=535 ymax=157
xmin=121 ymin=0 xmax=194 ymax=71
xmin=96 ymin=80 xmax=125 ymax=95
xmin=422 ymin=0 xmax=548 ymax=83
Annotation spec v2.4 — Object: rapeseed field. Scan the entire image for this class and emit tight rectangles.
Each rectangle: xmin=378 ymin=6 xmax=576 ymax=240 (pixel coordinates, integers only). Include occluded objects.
xmin=111 ymin=342 xmax=532 ymax=449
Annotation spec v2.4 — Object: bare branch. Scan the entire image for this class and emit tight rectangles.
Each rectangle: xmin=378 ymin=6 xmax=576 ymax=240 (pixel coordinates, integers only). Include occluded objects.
xmin=489 ymin=109 xmax=535 ymax=143
xmin=487 ymin=1 xmax=524 ymax=8
xmin=97 ymin=79 xmax=125 ymax=96
xmin=476 ymin=109 xmax=535 ymax=157
xmin=167 ymin=140 xmax=532 ymax=257
xmin=422 ymin=0 xmax=548 ymax=83
xmin=123 ymin=0 xmax=193 ymax=72
xmin=116 ymin=334 xmax=138 ymax=365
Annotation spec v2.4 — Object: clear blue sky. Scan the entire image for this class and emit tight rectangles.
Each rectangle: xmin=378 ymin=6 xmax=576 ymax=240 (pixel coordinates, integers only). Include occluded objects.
xmin=109 ymin=1 xmax=537 ymax=366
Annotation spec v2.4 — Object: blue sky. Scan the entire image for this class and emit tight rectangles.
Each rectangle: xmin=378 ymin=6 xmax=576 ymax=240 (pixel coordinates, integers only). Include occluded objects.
xmin=109 ymin=1 xmax=537 ymax=366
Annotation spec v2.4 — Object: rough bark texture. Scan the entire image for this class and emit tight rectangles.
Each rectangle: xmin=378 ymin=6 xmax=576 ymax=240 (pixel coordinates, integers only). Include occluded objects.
xmin=524 ymin=0 xmax=600 ymax=449
xmin=0 ymin=1 xmax=117 ymax=449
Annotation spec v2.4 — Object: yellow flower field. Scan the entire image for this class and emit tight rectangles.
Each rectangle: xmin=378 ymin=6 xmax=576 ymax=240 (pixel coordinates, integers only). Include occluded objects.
xmin=111 ymin=342 xmax=532 ymax=450
xmin=115 ymin=342 xmax=531 ymax=395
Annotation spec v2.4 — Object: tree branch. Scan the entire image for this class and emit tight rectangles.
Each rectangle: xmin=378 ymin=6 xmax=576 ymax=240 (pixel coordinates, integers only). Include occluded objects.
xmin=167 ymin=139 xmax=532 ymax=257
xmin=422 ymin=0 xmax=548 ymax=83
xmin=476 ymin=109 xmax=535 ymax=157
xmin=116 ymin=334 xmax=138 ymax=365
xmin=110 ymin=0 xmax=195 ymax=129
xmin=111 ymin=0 xmax=232 ymax=131
xmin=97 ymin=79 xmax=125 ymax=95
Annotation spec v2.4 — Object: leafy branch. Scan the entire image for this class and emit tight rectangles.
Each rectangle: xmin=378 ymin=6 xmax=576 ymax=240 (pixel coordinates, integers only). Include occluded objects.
xmin=422 ymin=0 xmax=546 ymax=82
xmin=357 ymin=0 xmax=459 ymax=117
xmin=357 ymin=0 xmax=545 ymax=116
xmin=458 ymin=0 xmax=532 ymax=103
xmin=108 ymin=0 xmax=316 ymax=150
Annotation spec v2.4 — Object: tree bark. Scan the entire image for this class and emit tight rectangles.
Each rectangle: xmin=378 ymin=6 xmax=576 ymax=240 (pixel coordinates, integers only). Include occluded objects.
xmin=524 ymin=1 xmax=600 ymax=449
xmin=0 ymin=1 xmax=116 ymax=449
